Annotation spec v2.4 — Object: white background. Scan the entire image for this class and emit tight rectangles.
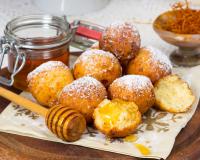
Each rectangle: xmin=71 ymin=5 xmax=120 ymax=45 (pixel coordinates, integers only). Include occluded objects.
xmin=0 ymin=0 xmax=199 ymax=68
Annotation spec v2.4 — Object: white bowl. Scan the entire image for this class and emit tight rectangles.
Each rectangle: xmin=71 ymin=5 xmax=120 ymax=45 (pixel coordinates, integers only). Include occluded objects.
xmin=34 ymin=0 xmax=110 ymax=15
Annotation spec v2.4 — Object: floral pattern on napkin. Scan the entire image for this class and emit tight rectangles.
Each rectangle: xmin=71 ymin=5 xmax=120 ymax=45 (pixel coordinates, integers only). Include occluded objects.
xmin=0 ymin=66 xmax=200 ymax=159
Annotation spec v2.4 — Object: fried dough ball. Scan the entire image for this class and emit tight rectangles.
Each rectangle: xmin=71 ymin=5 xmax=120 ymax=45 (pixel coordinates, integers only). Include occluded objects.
xmin=127 ymin=46 xmax=172 ymax=84
xmin=93 ymin=99 xmax=141 ymax=138
xmin=99 ymin=22 xmax=141 ymax=62
xmin=108 ymin=75 xmax=155 ymax=114
xmin=58 ymin=76 xmax=107 ymax=123
xmin=73 ymin=49 xmax=122 ymax=87
xmin=27 ymin=61 xmax=74 ymax=107
xmin=154 ymin=75 xmax=195 ymax=113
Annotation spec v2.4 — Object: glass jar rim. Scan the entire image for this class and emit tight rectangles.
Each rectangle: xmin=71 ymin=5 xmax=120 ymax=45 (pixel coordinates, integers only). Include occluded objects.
xmin=4 ymin=14 xmax=73 ymax=49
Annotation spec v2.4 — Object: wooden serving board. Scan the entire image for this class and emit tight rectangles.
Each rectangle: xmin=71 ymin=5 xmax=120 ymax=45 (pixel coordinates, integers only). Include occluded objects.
xmin=0 ymin=68 xmax=200 ymax=160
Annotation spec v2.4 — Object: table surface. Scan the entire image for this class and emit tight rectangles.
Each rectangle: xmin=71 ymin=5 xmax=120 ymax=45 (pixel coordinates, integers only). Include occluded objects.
xmin=0 ymin=68 xmax=200 ymax=160
xmin=0 ymin=1 xmax=200 ymax=159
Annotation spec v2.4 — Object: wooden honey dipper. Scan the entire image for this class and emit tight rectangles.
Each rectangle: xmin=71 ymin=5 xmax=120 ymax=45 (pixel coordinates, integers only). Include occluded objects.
xmin=0 ymin=87 xmax=86 ymax=142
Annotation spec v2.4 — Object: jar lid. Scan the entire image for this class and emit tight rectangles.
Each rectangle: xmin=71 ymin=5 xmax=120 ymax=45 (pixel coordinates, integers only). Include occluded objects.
xmin=4 ymin=14 xmax=73 ymax=49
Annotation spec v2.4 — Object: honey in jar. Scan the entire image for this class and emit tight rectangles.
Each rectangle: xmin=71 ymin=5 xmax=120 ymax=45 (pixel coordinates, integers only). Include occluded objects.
xmin=1 ymin=15 xmax=74 ymax=90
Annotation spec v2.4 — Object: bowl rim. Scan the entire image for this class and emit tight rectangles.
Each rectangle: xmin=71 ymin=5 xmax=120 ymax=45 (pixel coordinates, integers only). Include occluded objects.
xmin=153 ymin=10 xmax=200 ymax=37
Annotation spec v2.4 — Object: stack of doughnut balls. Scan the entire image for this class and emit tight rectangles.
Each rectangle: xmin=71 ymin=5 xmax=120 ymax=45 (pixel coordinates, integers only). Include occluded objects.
xmin=27 ymin=22 xmax=195 ymax=140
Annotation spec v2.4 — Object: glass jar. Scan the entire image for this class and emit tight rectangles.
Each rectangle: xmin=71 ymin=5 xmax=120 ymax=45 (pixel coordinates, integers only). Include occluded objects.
xmin=0 ymin=15 xmax=103 ymax=90
xmin=0 ymin=15 xmax=75 ymax=90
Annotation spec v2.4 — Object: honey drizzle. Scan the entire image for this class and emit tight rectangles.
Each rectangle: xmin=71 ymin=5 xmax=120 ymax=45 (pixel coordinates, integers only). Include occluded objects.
xmin=124 ymin=135 xmax=151 ymax=156
xmin=124 ymin=135 xmax=138 ymax=142
xmin=134 ymin=143 xmax=151 ymax=155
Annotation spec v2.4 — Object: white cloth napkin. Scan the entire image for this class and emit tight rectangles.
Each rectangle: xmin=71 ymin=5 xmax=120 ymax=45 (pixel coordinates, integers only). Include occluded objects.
xmin=0 ymin=65 xmax=199 ymax=159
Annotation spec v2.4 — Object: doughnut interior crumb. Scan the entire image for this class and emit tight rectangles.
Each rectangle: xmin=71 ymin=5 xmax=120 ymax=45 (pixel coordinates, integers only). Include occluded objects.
xmin=94 ymin=99 xmax=141 ymax=137
xmin=154 ymin=75 xmax=195 ymax=113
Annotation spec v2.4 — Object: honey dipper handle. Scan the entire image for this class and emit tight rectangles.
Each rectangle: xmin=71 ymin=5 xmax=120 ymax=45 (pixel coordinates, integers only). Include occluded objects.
xmin=0 ymin=87 xmax=47 ymax=117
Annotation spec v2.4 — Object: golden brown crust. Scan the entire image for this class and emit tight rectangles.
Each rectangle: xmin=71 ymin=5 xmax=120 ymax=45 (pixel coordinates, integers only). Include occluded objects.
xmin=93 ymin=99 xmax=141 ymax=138
xmin=73 ymin=49 xmax=122 ymax=87
xmin=154 ymin=74 xmax=195 ymax=113
xmin=58 ymin=76 xmax=107 ymax=123
xmin=99 ymin=22 xmax=140 ymax=62
xmin=27 ymin=61 xmax=74 ymax=107
xmin=127 ymin=46 xmax=172 ymax=84
xmin=108 ymin=75 xmax=155 ymax=114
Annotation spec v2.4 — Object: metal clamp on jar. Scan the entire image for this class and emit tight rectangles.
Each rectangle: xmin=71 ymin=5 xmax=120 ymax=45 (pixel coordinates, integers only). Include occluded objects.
xmin=0 ymin=15 xmax=103 ymax=90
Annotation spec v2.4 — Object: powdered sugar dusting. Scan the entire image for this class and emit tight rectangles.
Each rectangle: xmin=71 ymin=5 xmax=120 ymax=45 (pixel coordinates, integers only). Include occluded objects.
xmin=73 ymin=49 xmax=121 ymax=76
xmin=61 ymin=76 xmax=106 ymax=99
xmin=100 ymin=22 xmax=141 ymax=60
xmin=111 ymin=75 xmax=152 ymax=92
xmin=74 ymin=49 xmax=117 ymax=66
xmin=27 ymin=61 xmax=68 ymax=81
xmin=109 ymin=22 xmax=140 ymax=38
xmin=145 ymin=46 xmax=172 ymax=71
